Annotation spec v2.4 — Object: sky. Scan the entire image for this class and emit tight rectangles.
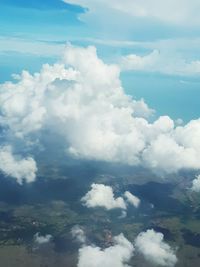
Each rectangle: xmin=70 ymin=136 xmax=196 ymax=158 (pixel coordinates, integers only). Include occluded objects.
xmin=1 ymin=0 xmax=200 ymax=182
xmin=1 ymin=3 xmax=200 ymax=265
xmin=1 ymin=0 xmax=200 ymax=122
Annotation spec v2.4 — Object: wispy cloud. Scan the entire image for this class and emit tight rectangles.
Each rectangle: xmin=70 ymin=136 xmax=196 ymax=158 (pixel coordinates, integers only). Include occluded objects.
xmin=121 ymin=49 xmax=200 ymax=76
xmin=64 ymin=0 xmax=200 ymax=26
xmin=0 ymin=36 xmax=64 ymax=57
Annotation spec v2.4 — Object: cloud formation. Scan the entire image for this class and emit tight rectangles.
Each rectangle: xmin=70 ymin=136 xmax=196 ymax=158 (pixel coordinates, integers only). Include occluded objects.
xmin=77 ymin=233 xmax=134 ymax=267
xmin=82 ymin=184 xmax=141 ymax=212
xmin=34 ymin=233 xmax=52 ymax=244
xmin=71 ymin=225 xmax=86 ymax=244
xmin=191 ymin=174 xmax=200 ymax=192
xmin=81 ymin=184 xmax=126 ymax=210
xmin=135 ymin=229 xmax=177 ymax=267
xmin=75 ymin=227 xmax=177 ymax=267
xmin=0 ymin=36 xmax=64 ymax=57
xmin=64 ymin=0 xmax=200 ymax=26
xmin=0 ymin=146 xmax=37 ymax=184
xmin=124 ymin=191 xmax=140 ymax=208
xmin=121 ymin=50 xmax=200 ymax=76
xmin=0 ymin=44 xmax=200 ymax=180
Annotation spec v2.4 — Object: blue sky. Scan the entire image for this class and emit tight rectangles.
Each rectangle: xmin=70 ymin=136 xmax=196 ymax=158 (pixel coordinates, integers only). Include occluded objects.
xmin=1 ymin=0 xmax=200 ymax=122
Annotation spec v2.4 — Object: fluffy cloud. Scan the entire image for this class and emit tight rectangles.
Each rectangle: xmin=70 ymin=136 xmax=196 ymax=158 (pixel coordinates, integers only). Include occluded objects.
xmin=143 ymin=119 xmax=200 ymax=174
xmin=34 ymin=233 xmax=52 ymax=244
xmin=121 ymin=50 xmax=200 ymax=76
xmin=191 ymin=174 xmax=200 ymax=192
xmin=71 ymin=225 xmax=86 ymax=244
xmin=1 ymin=44 xmax=200 ymax=176
xmin=82 ymin=184 xmax=142 ymax=211
xmin=77 ymin=233 xmax=134 ymax=267
xmin=81 ymin=184 xmax=126 ymax=210
xmin=76 ymin=228 xmax=177 ymax=267
xmin=135 ymin=229 xmax=177 ymax=267
xmin=0 ymin=62 xmax=76 ymax=138
xmin=0 ymin=146 xmax=37 ymax=184
xmin=124 ymin=191 xmax=140 ymax=208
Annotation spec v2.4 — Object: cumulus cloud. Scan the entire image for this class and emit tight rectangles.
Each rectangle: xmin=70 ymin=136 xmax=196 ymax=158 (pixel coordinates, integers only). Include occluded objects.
xmin=34 ymin=233 xmax=52 ymax=245
xmin=135 ymin=229 xmax=177 ymax=267
xmin=143 ymin=119 xmax=200 ymax=174
xmin=0 ymin=146 xmax=37 ymax=184
xmin=191 ymin=174 xmax=200 ymax=192
xmin=77 ymin=233 xmax=134 ymax=267
xmin=82 ymin=184 xmax=141 ymax=211
xmin=124 ymin=191 xmax=140 ymax=208
xmin=71 ymin=225 xmax=86 ymax=244
xmin=0 ymin=44 xmax=200 ymax=176
xmin=81 ymin=184 xmax=126 ymax=210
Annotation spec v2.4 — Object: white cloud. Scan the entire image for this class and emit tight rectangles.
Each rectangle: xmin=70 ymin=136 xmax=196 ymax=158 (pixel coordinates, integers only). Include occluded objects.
xmin=0 ymin=146 xmax=37 ymax=184
xmin=71 ymin=225 xmax=86 ymax=244
xmin=34 ymin=233 xmax=52 ymax=245
xmin=124 ymin=191 xmax=140 ymax=208
xmin=121 ymin=50 xmax=200 ymax=76
xmin=81 ymin=184 xmax=126 ymax=210
xmin=82 ymin=185 xmax=141 ymax=211
xmin=135 ymin=229 xmax=177 ymax=267
xmin=1 ymin=44 xmax=200 ymax=175
xmin=64 ymin=1 xmax=200 ymax=78
xmin=64 ymin=0 xmax=200 ymax=26
xmin=118 ymin=210 xmax=127 ymax=219
xmin=191 ymin=174 xmax=200 ymax=192
xmin=121 ymin=50 xmax=160 ymax=71
xmin=0 ymin=36 xmax=64 ymax=57
xmin=77 ymin=233 xmax=134 ymax=267
xmin=0 ymin=62 xmax=77 ymax=138
xmin=143 ymin=119 xmax=200 ymax=174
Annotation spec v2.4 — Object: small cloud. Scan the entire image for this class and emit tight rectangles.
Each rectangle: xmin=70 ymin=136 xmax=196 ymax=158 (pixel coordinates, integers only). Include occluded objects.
xmin=34 ymin=233 xmax=52 ymax=245
xmin=135 ymin=229 xmax=177 ymax=267
xmin=150 ymin=203 xmax=155 ymax=209
xmin=118 ymin=210 xmax=127 ymax=219
xmin=191 ymin=174 xmax=200 ymax=192
xmin=121 ymin=50 xmax=160 ymax=72
xmin=175 ymin=118 xmax=184 ymax=126
xmin=0 ymin=146 xmax=37 ymax=184
xmin=81 ymin=184 xmax=126 ymax=210
xmin=71 ymin=225 xmax=86 ymax=244
xmin=124 ymin=191 xmax=141 ymax=208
